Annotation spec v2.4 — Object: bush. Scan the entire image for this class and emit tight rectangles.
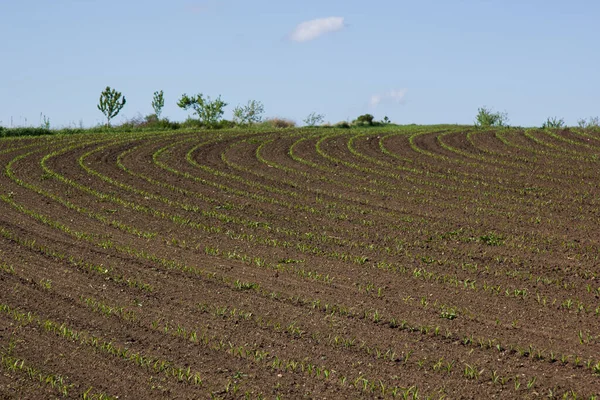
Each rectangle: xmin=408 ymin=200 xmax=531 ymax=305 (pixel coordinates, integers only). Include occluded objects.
xmin=263 ymin=118 xmax=296 ymax=129
xmin=303 ymin=112 xmax=325 ymax=127
xmin=232 ymin=100 xmax=265 ymax=125
xmin=353 ymin=120 xmax=371 ymax=127
xmin=181 ymin=117 xmax=205 ymax=129
xmin=0 ymin=127 xmax=54 ymax=137
xmin=542 ymin=117 xmax=565 ymax=129
xmin=214 ymin=119 xmax=236 ymax=129
xmin=354 ymin=114 xmax=374 ymax=125
xmin=475 ymin=107 xmax=508 ymax=127
xmin=334 ymin=121 xmax=351 ymax=129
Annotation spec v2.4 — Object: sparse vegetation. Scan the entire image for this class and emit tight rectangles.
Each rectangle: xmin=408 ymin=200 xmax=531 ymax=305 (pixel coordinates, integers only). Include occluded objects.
xmin=577 ymin=116 xmax=599 ymax=129
xmin=2 ymin=103 xmax=600 ymax=397
xmin=303 ymin=112 xmax=325 ymax=127
xmin=542 ymin=117 xmax=565 ymax=129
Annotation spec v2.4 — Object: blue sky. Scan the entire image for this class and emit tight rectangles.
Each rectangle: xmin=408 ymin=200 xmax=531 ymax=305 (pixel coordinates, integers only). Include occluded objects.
xmin=2 ymin=0 xmax=599 ymax=127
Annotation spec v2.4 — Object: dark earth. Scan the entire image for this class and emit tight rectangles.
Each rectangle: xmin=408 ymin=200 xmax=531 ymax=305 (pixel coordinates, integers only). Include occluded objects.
xmin=1 ymin=126 xmax=600 ymax=399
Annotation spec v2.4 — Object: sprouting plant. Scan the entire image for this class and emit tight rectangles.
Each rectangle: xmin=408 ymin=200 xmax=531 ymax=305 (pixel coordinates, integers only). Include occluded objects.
xmin=514 ymin=377 xmax=521 ymax=391
xmin=234 ymin=280 xmax=258 ymax=291
xmin=479 ymin=232 xmax=503 ymax=246
xmin=39 ymin=278 xmax=52 ymax=290
xmin=491 ymin=370 xmax=500 ymax=385
xmin=463 ymin=364 xmax=481 ymax=380
xmin=440 ymin=306 xmax=457 ymax=320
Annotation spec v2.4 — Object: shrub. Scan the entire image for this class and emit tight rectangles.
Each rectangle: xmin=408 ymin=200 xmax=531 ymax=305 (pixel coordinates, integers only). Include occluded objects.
xmin=542 ymin=117 xmax=565 ymax=129
xmin=334 ymin=121 xmax=351 ymax=129
xmin=354 ymin=114 xmax=374 ymax=125
xmin=232 ymin=100 xmax=265 ymax=125
xmin=0 ymin=127 xmax=53 ymax=137
xmin=263 ymin=118 xmax=296 ymax=129
xmin=214 ymin=119 xmax=236 ymax=129
xmin=353 ymin=120 xmax=371 ymax=127
xmin=181 ymin=117 xmax=205 ymax=129
xmin=475 ymin=107 xmax=508 ymax=127
xmin=303 ymin=112 xmax=325 ymax=127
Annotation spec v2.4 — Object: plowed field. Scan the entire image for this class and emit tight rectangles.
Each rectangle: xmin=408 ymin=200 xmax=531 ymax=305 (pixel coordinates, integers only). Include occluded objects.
xmin=1 ymin=126 xmax=600 ymax=399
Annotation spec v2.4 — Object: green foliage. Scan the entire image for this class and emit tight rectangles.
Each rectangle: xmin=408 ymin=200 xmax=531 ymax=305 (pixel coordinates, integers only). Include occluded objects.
xmin=177 ymin=93 xmax=227 ymax=128
xmin=542 ymin=117 xmax=565 ymax=129
xmin=303 ymin=112 xmax=325 ymax=127
xmin=479 ymin=232 xmax=503 ymax=246
xmin=334 ymin=121 xmax=351 ymax=129
xmin=97 ymin=86 xmax=126 ymax=127
xmin=232 ymin=100 xmax=265 ymax=125
xmin=382 ymin=116 xmax=391 ymax=125
xmin=474 ymin=106 xmax=508 ymax=127
xmin=152 ymin=90 xmax=165 ymax=119
xmin=355 ymin=114 xmax=375 ymax=125
xmin=0 ymin=127 xmax=55 ymax=137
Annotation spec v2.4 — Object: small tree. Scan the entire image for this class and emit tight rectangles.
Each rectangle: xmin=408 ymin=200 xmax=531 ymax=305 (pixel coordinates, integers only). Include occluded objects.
xmin=303 ymin=112 xmax=325 ymax=127
xmin=97 ymin=86 xmax=126 ymax=127
xmin=152 ymin=90 xmax=165 ymax=119
xmin=232 ymin=100 xmax=265 ymax=125
xmin=355 ymin=114 xmax=375 ymax=125
xmin=475 ymin=106 xmax=508 ymax=127
xmin=177 ymin=93 xmax=227 ymax=128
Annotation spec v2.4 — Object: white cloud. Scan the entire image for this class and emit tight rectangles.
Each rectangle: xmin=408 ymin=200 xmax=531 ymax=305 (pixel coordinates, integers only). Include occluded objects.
xmin=290 ymin=17 xmax=345 ymax=42
xmin=370 ymin=89 xmax=408 ymax=107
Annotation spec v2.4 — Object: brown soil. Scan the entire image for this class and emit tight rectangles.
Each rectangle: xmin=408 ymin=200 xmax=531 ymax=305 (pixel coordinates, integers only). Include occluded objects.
xmin=1 ymin=127 xmax=600 ymax=399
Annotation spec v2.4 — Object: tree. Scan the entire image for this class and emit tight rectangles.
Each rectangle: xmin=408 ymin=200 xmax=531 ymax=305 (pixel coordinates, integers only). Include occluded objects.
xmin=232 ymin=100 xmax=265 ymax=125
xmin=177 ymin=93 xmax=227 ymax=128
xmin=97 ymin=86 xmax=126 ymax=127
xmin=303 ymin=112 xmax=325 ymax=127
xmin=355 ymin=114 xmax=375 ymax=125
xmin=152 ymin=90 xmax=164 ymax=119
